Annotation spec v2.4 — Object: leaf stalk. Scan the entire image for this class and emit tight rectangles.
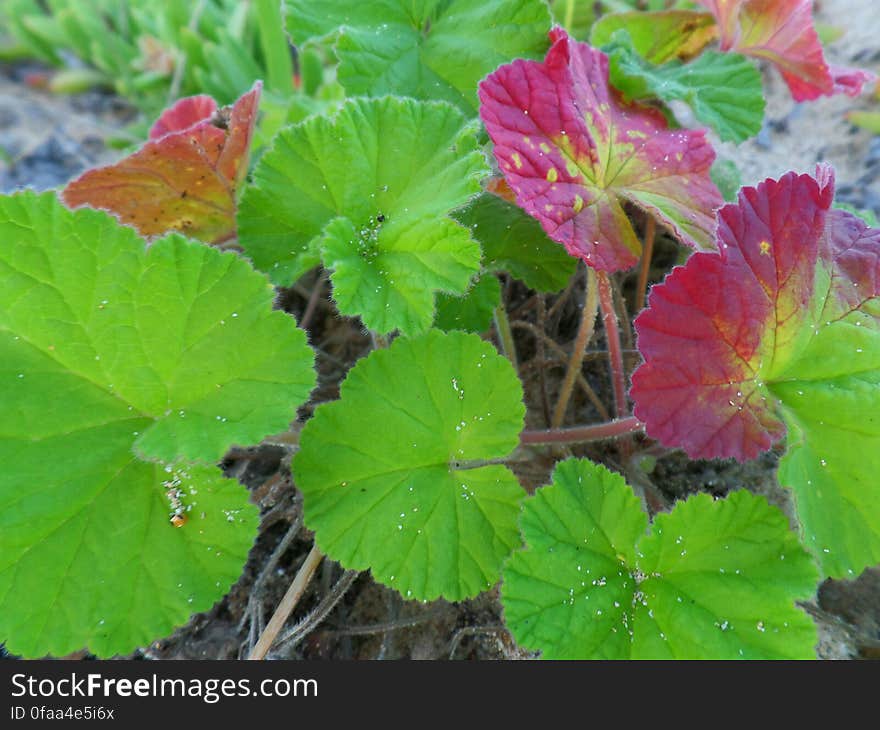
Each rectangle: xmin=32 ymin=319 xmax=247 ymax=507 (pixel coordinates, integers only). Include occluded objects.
xmin=521 ymin=416 xmax=642 ymax=445
xmin=551 ymin=266 xmax=599 ymax=427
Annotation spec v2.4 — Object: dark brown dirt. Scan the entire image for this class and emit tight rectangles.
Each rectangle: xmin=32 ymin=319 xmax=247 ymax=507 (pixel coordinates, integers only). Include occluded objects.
xmin=3 ymin=0 xmax=880 ymax=659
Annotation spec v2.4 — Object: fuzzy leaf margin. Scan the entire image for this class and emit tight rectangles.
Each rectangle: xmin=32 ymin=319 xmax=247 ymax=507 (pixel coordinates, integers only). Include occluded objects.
xmin=237 ymin=96 xmax=488 ymax=334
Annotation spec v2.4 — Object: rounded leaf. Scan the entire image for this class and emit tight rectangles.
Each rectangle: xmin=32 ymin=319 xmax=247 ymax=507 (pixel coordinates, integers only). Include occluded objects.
xmin=479 ymin=28 xmax=722 ymax=272
xmin=284 ymin=0 xmax=552 ymax=113
xmin=0 ymin=192 xmax=316 ymax=657
xmin=238 ymin=97 xmax=488 ymax=334
xmin=502 ymin=459 xmax=818 ymax=659
xmin=293 ymin=330 xmax=526 ymax=601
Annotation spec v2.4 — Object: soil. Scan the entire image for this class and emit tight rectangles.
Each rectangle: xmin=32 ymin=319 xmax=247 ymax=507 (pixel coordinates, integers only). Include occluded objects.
xmin=2 ymin=0 xmax=879 ymax=661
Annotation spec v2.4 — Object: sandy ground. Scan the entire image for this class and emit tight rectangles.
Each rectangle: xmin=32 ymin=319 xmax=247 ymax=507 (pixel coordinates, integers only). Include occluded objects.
xmin=714 ymin=0 xmax=880 ymax=210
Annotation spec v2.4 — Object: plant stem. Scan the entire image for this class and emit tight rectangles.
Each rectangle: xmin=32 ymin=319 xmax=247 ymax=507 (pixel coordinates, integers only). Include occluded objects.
xmin=166 ymin=0 xmax=207 ymax=104
xmin=564 ymin=0 xmax=576 ymax=32
xmin=299 ymin=270 xmax=327 ymax=330
xmin=535 ymin=295 xmax=551 ymax=425
xmin=597 ymin=270 xmax=627 ymax=419
xmin=551 ymin=267 xmax=598 ymax=427
xmin=493 ymin=303 xmax=518 ymax=370
xmin=635 ymin=216 xmax=656 ymax=313
xmin=273 ymin=570 xmax=359 ymax=653
xmin=511 ymin=320 xmax=610 ymax=421
xmin=247 ymin=543 xmax=324 ymax=660
xmin=255 ymin=0 xmax=294 ymax=94
xmin=521 ymin=416 xmax=642 ymax=445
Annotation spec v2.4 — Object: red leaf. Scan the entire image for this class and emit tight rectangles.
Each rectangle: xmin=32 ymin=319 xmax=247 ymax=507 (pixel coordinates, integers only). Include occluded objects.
xmin=631 ymin=167 xmax=841 ymax=460
xmin=696 ymin=0 xmax=874 ymax=101
xmin=63 ymin=82 xmax=262 ymax=244
xmin=149 ymin=95 xmax=218 ymax=139
xmin=478 ymin=28 xmax=721 ymax=272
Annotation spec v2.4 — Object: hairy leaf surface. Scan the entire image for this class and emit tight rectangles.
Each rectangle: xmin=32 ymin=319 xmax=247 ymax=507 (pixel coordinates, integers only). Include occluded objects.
xmin=606 ymin=35 xmax=764 ymax=143
xmin=284 ymin=0 xmax=551 ymax=112
xmin=453 ymin=192 xmax=577 ymax=292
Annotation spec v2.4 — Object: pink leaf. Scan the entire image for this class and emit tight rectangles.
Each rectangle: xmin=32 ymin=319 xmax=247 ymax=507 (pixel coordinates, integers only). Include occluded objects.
xmin=63 ymin=82 xmax=262 ymax=244
xmin=696 ymin=0 xmax=874 ymax=101
xmin=630 ymin=166 xmax=863 ymax=460
xmin=478 ymin=28 xmax=722 ymax=272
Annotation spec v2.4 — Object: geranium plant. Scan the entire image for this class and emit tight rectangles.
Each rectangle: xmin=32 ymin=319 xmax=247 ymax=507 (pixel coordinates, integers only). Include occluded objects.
xmin=1 ymin=0 xmax=877 ymax=660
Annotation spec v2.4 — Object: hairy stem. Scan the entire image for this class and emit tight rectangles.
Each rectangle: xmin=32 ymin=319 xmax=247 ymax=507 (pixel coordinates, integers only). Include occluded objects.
xmin=273 ymin=570 xmax=359 ymax=654
xmin=551 ymin=267 xmax=598 ymax=428
xmin=247 ymin=543 xmax=324 ymax=660
xmin=635 ymin=216 xmax=656 ymax=313
xmin=597 ymin=270 xmax=627 ymax=419
xmin=521 ymin=416 xmax=642 ymax=445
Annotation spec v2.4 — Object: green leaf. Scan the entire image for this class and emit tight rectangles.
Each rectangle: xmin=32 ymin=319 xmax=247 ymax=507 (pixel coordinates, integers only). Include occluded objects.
xmin=772 ymin=317 xmax=880 ymax=579
xmin=238 ymin=96 xmax=488 ymax=334
xmin=283 ymin=0 xmax=551 ymax=113
xmin=503 ymin=459 xmax=819 ymax=659
xmin=631 ymin=171 xmax=880 ymax=578
xmin=607 ymin=37 xmax=765 ymax=143
xmin=434 ymin=275 xmax=501 ymax=333
xmin=293 ymin=330 xmax=526 ymax=601
xmin=0 ymin=192 xmax=316 ymax=657
xmin=711 ymin=159 xmax=743 ymax=202
xmin=453 ymin=193 xmax=577 ymax=293
xmin=590 ymin=9 xmax=717 ymax=64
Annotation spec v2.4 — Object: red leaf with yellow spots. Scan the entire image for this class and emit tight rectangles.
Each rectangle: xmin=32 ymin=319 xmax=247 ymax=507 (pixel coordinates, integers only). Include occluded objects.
xmin=631 ymin=166 xmax=844 ymax=460
xmin=63 ymin=82 xmax=261 ymax=244
xmin=695 ymin=0 xmax=873 ymax=101
xmin=478 ymin=28 xmax=722 ymax=272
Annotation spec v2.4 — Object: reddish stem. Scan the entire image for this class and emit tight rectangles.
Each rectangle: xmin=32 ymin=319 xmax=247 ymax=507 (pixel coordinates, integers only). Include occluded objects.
xmin=521 ymin=416 xmax=642 ymax=446
xmin=635 ymin=216 xmax=656 ymax=313
xmin=596 ymin=270 xmax=627 ymax=419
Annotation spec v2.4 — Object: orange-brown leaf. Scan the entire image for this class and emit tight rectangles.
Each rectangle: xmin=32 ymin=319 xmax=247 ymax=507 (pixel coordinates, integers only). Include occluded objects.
xmin=63 ymin=82 xmax=261 ymax=244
